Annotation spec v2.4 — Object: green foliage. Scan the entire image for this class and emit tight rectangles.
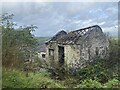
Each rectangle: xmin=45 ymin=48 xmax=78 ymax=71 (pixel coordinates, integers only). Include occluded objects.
xmin=2 ymin=68 xmax=120 ymax=88
xmin=0 ymin=68 xmax=1 ymax=88
xmin=2 ymin=68 xmax=66 ymax=88
xmin=1 ymin=13 xmax=38 ymax=68
xmin=74 ymin=36 xmax=120 ymax=83
xmin=76 ymin=79 xmax=102 ymax=88
xmin=76 ymin=79 xmax=120 ymax=88
xmin=108 ymin=37 xmax=119 ymax=67
xmin=26 ymin=73 xmax=65 ymax=88
xmin=75 ymin=61 xmax=110 ymax=83
xmin=63 ymin=76 xmax=78 ymax=88
xmin=2 ymin=68 xmax=26 ymax=88
xmin=103 ymin=79 xmax=120 ymax=88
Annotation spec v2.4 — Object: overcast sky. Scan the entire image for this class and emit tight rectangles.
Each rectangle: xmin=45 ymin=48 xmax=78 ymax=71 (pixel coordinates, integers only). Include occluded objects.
xmin=1 ymin=2 xmax=118 ymax=37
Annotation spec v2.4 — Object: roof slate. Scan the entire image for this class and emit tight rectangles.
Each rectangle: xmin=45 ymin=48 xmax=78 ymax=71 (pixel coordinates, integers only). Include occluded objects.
xmin=46 ymin=25 xmax=101 ymax=44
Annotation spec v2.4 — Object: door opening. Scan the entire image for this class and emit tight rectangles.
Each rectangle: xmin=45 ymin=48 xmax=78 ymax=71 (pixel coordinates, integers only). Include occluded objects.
xmin=58 ymin=46 xmax=64 ymax=66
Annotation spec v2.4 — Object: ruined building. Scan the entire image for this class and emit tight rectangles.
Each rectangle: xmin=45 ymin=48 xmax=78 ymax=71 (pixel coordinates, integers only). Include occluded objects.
xmin=45 ymin=25 xmax=109 ymax=69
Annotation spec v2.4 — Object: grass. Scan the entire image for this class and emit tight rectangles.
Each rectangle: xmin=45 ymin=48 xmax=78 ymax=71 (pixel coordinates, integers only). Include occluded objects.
xmin=2 ymin=68 xmax=65 ymax=88
xmin=2 ymin=68 xmax=120 ymax=88
xmin=0 ymin=67 xmax=2 ymax=88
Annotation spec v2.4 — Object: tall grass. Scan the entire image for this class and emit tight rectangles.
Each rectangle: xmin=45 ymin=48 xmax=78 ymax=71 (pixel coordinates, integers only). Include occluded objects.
xmin=2 ymin=68 xmax=65 ymax=88
xmin=2 ymin=68 xmax=120 ymax=88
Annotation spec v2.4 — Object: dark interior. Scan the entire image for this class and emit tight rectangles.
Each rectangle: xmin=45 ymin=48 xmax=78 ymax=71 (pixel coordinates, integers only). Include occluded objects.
xmin=58 ymin=46 xmax=64 ymax=66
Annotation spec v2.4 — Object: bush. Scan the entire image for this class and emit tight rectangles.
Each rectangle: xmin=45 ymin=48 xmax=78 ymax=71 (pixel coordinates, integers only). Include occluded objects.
xmin=75 ymin=61 xmax=110 ymax=83
xmin=76 ymin=79 xmax=102 ymax=88
xmin=75 ymin=78 xmax=120 ymax=88
xmin=103 ymin=79 xmax=120 ymax=88
xmin=63 ymin=76 xmax=78 ymax=88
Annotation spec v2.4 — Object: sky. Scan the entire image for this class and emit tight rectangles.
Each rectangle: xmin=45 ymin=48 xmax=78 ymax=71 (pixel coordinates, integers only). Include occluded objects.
xmin=1 ymin=2 xmax=118 ymax=37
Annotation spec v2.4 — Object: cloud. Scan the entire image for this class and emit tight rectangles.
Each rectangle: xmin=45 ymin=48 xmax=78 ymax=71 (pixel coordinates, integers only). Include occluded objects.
xmin=1 ymin=2 xmax=118 ymax=36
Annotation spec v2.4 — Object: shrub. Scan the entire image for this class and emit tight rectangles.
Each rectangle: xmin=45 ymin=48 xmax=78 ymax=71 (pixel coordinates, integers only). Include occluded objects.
xmin=103 ymin=79 xmax=120 ymax=88
xmin=76 ymin=79 xmax=102 ymax=88
xmin=63 ymin=76 xmax=78 ymax=88
xmin=75 ymin=62 xmax=110 ymax=83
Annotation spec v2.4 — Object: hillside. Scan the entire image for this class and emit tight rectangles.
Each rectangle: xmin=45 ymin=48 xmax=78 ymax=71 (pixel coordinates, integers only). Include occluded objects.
xmin=36 ymin=37 xmax=50 ymax=43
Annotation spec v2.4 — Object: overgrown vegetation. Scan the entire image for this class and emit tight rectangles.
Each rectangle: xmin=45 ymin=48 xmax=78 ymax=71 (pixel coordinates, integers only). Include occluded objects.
xmin=1 ymin=14 xmax=120 ymax=88
xmin=2 ymin=68 xmax=65 ymax=88
xmin=2 ymin=68 xmax=120 ymax=88
xmin=1 ymin=13 xmax=38 ymax=68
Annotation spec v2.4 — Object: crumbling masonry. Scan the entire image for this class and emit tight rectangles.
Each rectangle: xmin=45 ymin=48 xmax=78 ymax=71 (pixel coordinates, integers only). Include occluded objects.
xmin=45 ymin=25 xmax=109 ymax=69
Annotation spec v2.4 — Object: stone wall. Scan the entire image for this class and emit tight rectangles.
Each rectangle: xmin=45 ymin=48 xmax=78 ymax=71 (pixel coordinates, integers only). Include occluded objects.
xmin=46 ymin=42 xmax=59 ymax=66
xmin=46 ymin=26 xmax=109 ymax=69
xmin=77 ymin=26 xmax=109 ymax=68
xmin=64 ymin=45 xmax=80 ymax=67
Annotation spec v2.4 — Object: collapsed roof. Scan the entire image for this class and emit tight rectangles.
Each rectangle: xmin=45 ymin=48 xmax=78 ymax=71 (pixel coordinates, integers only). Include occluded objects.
xmin=45 ymin=25 xmax=102 ymax=44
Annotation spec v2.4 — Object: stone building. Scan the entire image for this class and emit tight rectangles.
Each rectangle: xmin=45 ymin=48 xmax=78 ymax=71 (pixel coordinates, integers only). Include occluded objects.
xmin=36 ymin=42 xmax=46 ymax=60
xmin=45 ymin=25 xmax=109 ymax=69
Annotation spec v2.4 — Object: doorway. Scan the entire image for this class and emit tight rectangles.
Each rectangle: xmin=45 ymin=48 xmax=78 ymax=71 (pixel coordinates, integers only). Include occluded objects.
xmin=58 ymin=46 xmax=65 ymax=66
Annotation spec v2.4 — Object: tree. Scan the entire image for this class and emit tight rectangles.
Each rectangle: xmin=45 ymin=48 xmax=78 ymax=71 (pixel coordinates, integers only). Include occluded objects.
xmin=1 ymin=13 xmax=38 ymax=68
